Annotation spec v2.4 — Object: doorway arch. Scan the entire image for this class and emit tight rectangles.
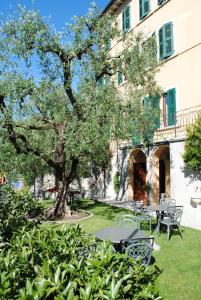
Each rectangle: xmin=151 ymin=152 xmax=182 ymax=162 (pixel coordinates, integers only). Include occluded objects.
xmin=152 ymin=145 xmax=170 ymax=204
xmin=128 ymin=149 xmax=147 ymax=205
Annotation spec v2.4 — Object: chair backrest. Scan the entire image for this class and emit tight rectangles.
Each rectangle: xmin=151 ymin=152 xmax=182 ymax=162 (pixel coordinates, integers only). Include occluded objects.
xmin=167 ymin=206 xmax=183 ymax=223
xmin=121 ymin=237 xmax=154 ymax=265
xmin=133 ymin=201 xmax=144 ymax=213
xmin=160 ymin=198 xmax=176 ymax=206
xmin=116 ymin=215 xmax=140 ymax=229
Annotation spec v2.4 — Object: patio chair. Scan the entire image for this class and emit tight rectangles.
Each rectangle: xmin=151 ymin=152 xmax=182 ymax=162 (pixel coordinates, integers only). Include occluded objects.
xmin=133 ymin=202 xmax=152 ymax=233
xmin=159 ymin=206 xmax=183 ymax=239
xmin=120 ymin=237 xmax=154 ymax=265
xmin=133 ymin=201 xmax=144 ymax=213
xmin=160 ymin=197 xmax=176 ymax=206
xmin=116 ymin=215 xmax=140 ymax=229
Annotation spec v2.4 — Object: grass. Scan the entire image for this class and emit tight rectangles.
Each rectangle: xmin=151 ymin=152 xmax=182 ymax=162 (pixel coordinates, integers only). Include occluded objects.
xmin=42 ymin=198 xmax=201 ymax=299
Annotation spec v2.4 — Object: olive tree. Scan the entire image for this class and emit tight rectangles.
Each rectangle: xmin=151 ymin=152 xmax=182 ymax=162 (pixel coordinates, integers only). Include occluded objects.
xmin=0 ymin=5 xmax=160 ymax=218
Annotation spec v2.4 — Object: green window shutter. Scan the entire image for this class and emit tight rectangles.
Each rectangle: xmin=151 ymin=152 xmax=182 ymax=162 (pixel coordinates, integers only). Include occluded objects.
xmin=122 ymin=9 xmax=125 ymax=31
xmin=117 ymin=64 xmax=123 ymax=85
xmin=166 ymin=88 xmax=176 ymax=126
xmin=139 ymin=0 xmax=143 ymax=19
xmin=132 ymin=129 xmax=141 ymax=145
xmin=152 ymin=96 xmax=160 ymax=128
xmin=143 ymin=95 xmax=160 ymax=142
xmin=125 ymin=6 xmax=130 ymax=30
xmin=144 ymin=0 xmax=150 ymax=16
xmin=164 ymin=22 xmax=174 ymax=57
xmin=123 ymin=5 xmax=130 ymax=31
xmin=151 ymin=32 xmax=157 ymax=62
xmin=97 ymin=77 xmax=104 ymax=86
xmin=118 ymin=70 xmax=123 ymax=85
xmin=159 ymin=27 xmax=164 ymax=59
xmin=158 ymin=0 xmax=165 ymax=5
xmin=159 ymin=22 xmax=174 ymax=60
xmin=139 ymin=0 xmax=150 ymax=20
xmin=104 ymin=38 xmax=111 ymax=50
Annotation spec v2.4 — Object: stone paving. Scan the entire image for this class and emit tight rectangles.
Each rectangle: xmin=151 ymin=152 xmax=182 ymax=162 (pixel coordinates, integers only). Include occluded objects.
xmin=94 ymin=197 xmax=136 ymax=211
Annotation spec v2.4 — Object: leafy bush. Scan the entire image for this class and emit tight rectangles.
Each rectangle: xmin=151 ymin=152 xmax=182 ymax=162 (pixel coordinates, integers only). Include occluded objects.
xmin=0 ymin=225 xmax=161 ymax=299
xmin=0 ymin=185 xmax=43 ymax=242
xmin=183 ymin=115 xmax=201 ymax=171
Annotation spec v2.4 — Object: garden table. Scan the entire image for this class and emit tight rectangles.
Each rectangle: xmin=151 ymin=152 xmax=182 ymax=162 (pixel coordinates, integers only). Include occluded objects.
xmin=96 ymin=226 xmax=146 ymax=251
xmin=146 ymin=203 xmax=170 ymax=233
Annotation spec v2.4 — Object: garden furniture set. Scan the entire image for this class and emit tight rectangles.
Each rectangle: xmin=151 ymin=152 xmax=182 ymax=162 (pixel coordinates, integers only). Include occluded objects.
xmin=96 ymin=199 xmax=183 ymax=264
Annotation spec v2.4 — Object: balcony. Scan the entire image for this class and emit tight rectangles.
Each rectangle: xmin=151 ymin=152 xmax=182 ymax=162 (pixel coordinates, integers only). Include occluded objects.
xmin=154 ymin=104 xmax=201 ymax=142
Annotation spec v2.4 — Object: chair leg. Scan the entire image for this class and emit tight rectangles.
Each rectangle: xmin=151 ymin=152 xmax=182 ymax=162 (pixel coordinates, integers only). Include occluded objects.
xmin=178 ymin=225 xmax=183 ymax=238
xmin=167 ymin=225 xmax=170 ymax=240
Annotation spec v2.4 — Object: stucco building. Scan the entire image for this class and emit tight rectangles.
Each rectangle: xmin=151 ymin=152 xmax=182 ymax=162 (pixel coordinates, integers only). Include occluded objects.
xmin=95 ymin=0 xmax=201 ymax=230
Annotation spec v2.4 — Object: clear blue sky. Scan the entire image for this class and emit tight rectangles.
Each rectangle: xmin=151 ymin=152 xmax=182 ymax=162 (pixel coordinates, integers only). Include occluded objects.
xmin=0 ymin=0 xmax=110 ymax=30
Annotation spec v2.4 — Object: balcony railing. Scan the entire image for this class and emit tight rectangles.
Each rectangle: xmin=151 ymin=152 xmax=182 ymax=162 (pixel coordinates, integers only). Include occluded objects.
xmin=154 ymin=104 xmax=201 ymax=142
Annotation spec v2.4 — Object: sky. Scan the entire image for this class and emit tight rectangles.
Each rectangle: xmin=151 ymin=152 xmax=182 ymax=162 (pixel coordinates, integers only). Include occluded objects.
xmin=0 ymin=0 xmax=110 ymax=30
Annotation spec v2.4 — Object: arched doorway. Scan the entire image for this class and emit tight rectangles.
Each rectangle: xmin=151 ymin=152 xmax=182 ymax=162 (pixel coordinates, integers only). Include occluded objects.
xmin=152 ymin=145 xmax=170 ymax=204
xmin=128 ymin=149 xmax=147 ymax=205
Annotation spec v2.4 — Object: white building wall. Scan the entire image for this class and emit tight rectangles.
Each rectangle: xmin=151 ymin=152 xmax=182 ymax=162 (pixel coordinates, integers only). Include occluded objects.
xmin=170 ymin=141 xmax=201 ymax=230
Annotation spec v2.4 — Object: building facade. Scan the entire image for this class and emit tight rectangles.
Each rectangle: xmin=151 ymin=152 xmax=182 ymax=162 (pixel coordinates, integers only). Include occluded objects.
xmin=95 ymin=0 xmax=201 ymax=230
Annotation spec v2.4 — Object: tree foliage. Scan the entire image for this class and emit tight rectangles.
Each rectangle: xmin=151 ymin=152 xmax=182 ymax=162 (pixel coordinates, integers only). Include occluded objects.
xmin=0 ymin=4 xmax=160 ymax=217
xmin=0 ymin=184 xmax=43 ymax=242
xmin=183 ymin=115 xmax=201 ymax=172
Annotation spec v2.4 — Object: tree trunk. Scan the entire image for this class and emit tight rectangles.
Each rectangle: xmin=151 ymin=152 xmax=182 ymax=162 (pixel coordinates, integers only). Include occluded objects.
xmin=51 ymin=158 xmax=79 ymax=219
xmin=52 ymin=173 xmax=70 ymax=218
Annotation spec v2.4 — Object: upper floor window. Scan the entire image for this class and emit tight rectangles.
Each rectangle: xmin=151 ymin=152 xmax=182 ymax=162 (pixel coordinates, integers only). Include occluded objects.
xmin=117 ymin=65 xmax=123 ymax=85
xmin=144 ymin=95 xmax=160 ymax=128
xmin=158 ymin=0 xmax=166 ymax=5
xmin=159 ymin=22 xmax=174 ymax=60
xmin=142 ymin=32 xmax=157 ymax=63
xmin=97 ymin=75 xmax=110 ymax=86
xmin=104 ymin=37 xmax=111 ymax=51
xmin=122 ymin=5 xmax=131 ymax=32
xmin=166 ymin=88 xmax=176 ymax=126
xmin=139 ymin=0 xmax=150 ymax=20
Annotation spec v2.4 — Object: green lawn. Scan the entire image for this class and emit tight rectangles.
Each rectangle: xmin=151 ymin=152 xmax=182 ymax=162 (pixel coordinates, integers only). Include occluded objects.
xmin=45 ymin=198 xmax=201 ymax=299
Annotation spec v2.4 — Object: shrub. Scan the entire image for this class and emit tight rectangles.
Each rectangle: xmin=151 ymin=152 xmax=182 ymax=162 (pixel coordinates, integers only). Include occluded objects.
xmin=0 ymin=225 xmax=161 ymax=299
xmin=0 ymin=185 xmax=43 ymax=242
xmin=183 ymin=115 xmax=201 ymax=171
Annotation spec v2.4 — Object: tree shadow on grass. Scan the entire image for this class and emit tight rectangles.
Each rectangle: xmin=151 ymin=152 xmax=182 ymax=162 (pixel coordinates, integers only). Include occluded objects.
xmin=79 ymin=199 xmax=134 ymax=221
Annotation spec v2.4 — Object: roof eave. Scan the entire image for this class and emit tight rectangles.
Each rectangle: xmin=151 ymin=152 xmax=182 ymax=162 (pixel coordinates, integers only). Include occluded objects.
xmin=102 ymin=0 xmax=126 ymax=15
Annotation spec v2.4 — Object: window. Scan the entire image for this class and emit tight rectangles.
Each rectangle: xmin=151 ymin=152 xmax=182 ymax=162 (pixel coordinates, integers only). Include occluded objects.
xmin=159 ymin=22 xmax=174 ymax=60
xmin=104 ymin=37 xmax=111 ymax=51
xmin=122 ymin=5 xmax=131 ymax=32
xmin=117 ymin=64 xmax=123 ymax=85
xmin=132 ymin=129 xmax=141 ymax=145
xmin=142 ymin=32 xmax=157 ymax=63
xmin=158 ymin=0 xmax=166 ymax=5
xmin=139 ymin=0 xmax=150 ymax=20
xmin=142 ymin=95 xmax=160 ymax=143
xmin=97 ymin=77 xmax=104 ymax=86
xmin=165 ymin=88 xmax=176 ymax=126
xmin=144 ymin=95 xmax=160 ymax=128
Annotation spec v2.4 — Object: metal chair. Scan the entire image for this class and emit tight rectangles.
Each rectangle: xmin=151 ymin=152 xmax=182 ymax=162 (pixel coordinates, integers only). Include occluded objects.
xmin=160 ymin=197 xmax=176 ymax=206
xmin=136 ymin=209 xmax=152 ymax=233
xmin=133 ymin=201 xmax=144 ymax=213
xmin=120 ymin=237 xmax=154 ymax=265
xmin=116 ymin=215 xmax=140 ymax=229
xmin=159 ymin=206 xmax=183 ymax=239
xmin=133 ymin=202 xmax=152 ymax=233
